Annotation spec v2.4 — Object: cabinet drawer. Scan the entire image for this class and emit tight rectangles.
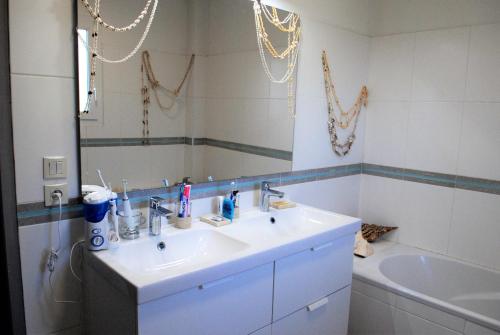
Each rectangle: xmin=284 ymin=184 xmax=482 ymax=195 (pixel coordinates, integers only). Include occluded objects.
xmin=273 ymin=234 xmax=354 ymax=321
xmin=272 ymin=286 xmax=351 ymax=335
xmin=138 ymin=263 xmax=273 ymax=335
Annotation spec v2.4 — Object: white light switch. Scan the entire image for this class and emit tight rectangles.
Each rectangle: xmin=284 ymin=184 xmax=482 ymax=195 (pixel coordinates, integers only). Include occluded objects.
xmin=43 ymin=156 xmax=67 ymax=179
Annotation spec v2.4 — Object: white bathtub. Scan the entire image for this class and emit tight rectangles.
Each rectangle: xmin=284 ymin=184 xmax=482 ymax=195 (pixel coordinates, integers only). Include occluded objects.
xmin=349 ymin=241 xmax=500 ymax=335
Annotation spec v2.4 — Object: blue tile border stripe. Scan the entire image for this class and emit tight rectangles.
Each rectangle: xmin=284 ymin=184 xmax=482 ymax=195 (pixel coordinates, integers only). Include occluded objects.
xmin=362 ymin=163 xmax=500 ymax=194
xmin=16 ymin=163 xmax=500 ymax=226
xmin=16 ymin=164 xmax=359 ymax=226
xmin=80 ymin=137 xmax=293 ymax=161
xmin=203 ymin=138 xmax=293 ymax=161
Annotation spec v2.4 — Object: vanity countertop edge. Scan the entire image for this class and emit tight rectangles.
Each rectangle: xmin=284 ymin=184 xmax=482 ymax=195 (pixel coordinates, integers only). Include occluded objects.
xmin=85 ymin=204 xmax=361 ymax=304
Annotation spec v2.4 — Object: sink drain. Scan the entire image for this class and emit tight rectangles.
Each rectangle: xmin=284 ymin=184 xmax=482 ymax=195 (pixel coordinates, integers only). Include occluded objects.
xmin=270 ymin=217 xmax=276 ymax=224
xmin=157 ymin=241 xmax=166 ymax=251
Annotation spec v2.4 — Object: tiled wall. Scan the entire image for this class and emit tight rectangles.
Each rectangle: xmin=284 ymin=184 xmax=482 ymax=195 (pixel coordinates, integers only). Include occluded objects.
xmin=9 ymin=0 xmax=370 ymax=333
xmin=192 ymin=0 xmax=294 ymax=182
xmin=360 ymin=2 xmax=500 ymax=271
xmin=79 ymin=0 xmax=190 ymax=189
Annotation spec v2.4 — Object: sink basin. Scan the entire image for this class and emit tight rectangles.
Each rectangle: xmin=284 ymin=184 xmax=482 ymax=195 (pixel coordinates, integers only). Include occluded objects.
xmin=106 ymin=229 xmax=249 ymax=275
xmin=222 ymin=206 xmax=353 ymax=242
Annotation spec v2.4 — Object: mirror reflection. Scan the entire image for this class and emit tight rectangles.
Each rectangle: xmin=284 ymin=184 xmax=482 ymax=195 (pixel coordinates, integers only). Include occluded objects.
xmin=78 ymin=0 xmax=297 ymax=191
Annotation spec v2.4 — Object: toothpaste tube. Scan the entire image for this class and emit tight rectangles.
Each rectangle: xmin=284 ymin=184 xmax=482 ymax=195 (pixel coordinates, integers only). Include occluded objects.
xmin=178 ymin=184 xmax=191 ymax=218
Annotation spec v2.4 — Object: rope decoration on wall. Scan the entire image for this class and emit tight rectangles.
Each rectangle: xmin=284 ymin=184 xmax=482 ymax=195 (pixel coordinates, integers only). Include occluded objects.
xmin=140 ymin=51 xmax=195 ymax=144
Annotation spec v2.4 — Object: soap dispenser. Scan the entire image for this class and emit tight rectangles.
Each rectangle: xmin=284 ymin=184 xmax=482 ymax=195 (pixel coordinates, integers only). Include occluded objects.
xmin=230 ymin=181 xmax=240 ymax=219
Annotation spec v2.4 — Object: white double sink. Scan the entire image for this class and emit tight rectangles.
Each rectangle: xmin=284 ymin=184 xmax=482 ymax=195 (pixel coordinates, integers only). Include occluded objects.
xmin=90 ymin=203 xmax=360 ymax=304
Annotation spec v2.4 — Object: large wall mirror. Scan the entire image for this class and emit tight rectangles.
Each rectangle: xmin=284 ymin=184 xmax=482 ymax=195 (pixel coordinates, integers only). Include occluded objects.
xmin=77 ymin=0 xmax=298 ymax=192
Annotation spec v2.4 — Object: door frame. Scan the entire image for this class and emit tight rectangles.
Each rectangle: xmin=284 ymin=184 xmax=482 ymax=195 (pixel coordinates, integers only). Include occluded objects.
xmin=0 ymin=0 xmax=27 ymax=333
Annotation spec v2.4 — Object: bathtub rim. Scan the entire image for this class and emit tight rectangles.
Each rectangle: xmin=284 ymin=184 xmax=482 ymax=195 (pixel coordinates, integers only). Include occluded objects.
xmin=352 ymin=241 xmax=500 ymax=332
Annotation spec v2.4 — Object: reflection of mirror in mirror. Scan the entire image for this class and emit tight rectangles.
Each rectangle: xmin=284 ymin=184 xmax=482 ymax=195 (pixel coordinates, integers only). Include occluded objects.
xmin=78 ymin=0 xmax=298 ymax=192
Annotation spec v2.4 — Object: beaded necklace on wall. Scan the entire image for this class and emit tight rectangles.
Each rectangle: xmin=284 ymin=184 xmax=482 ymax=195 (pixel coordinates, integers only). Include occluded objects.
xmin=322 ymin=50 xmax=368 ymax=156
xmin=252 ymin=0 xmax=301 ymax=118
xmin=78 ymin=0 xmax=159 ymax=115
xmin=140 ymin=51 xmax=195 ymax=144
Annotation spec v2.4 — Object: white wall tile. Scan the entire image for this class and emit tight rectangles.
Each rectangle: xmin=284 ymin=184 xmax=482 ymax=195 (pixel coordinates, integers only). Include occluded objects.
xmin=82 ymin=146 xmax=123 ymax=190
xmin=363 ymin=101 xmax=410 ymax=167
xmin=150 ymin=145 xmax=186 ymax=187
xmin=466 ymin=23 xmax=500 ymax=102
xmin=368 ymin=0 xmax=500 ymax=37
xmin=11 ymin=75 xmax=79 ymax=203
xmin=457 ymin=103 xmax=500 ymax=180
xmin=405 ymin=102 xmax=463 ymax=174
xmin=368 ymin=34 xmax=415 ymax=101
xmin=83 ymin=91 xmax=121 ymax=139
xmin=350 ymin=290 xmax=462 ymax=335
xmin=203 ymin=146 xmax=243 ymax=181
xmin=464 ymin=321 xmax=500 ymax=335
xmin=359 ymin=175 xmax=404 ymax=235
xmin=395 ymin=295 xmax=466 ymax=333
xmin=9 ymin=0 xmax=74 ymax=77
xmin=367 ymin=0 xmax=418 ymax=37
xmin=293 ymin=97 xmax=365 ymax=171
xmin=207 ymin=51 xmax=270 ymax=99
xmin=463 ymin=1 xmax=500 ymax=26
xmin=267 ymin=0 xmax=374 ymax=37
xmin=412 ymin=27 xmax=469 ymax=101
xmin=120 ymin=146 xmax=153 ymax=191
xmin=399 ymin=182 xmax=454 ymax=254
xmin=412 ymin=0 xmax=467 ymax=33
xmin=349 ymin=290 xmax=398 ymax=335
xmin=448 ymin=190 xmax=500 ymax=270
xmin=279 ymin=175 xmax=361 ymax=217
xmin=19 ymin=219 xmax=84 ymax=335
xmin=268 ymin=99 xmax=295 ymax=152
xmin=241 ymin=154 xmax=291 ymax=178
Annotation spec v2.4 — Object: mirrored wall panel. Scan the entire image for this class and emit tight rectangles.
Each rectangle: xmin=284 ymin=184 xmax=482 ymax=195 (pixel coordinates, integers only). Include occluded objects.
xmin=78 ymin=0 xmax=297 ymax=191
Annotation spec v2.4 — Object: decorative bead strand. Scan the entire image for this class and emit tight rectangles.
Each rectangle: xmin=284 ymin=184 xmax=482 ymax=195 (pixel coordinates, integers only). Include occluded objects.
xmin=77 ymin=0 xmax=159 ymax=64
xmin=253 ymin=0 xmax=301 ymax=117
xmin=253 ymin=1 xmax=300 ymax=84
xmin=80 ymin=0 xmax=152 ymax=32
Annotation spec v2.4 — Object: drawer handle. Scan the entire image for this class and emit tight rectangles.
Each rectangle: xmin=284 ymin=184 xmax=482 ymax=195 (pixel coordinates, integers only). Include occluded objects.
xmin=199 ymin=276 xmax=234 ymax=290
xmin=307 ymin=297 xmax=329 ymax=312
xmin=310 ymin=241 xmax=334 ymax=252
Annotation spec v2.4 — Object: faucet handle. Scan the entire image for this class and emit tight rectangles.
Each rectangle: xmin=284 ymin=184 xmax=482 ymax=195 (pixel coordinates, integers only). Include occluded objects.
xmin=261 ymin=181 xmax=272 ymax=190
xmin=150 ymin=196 xmax=173 ymax=216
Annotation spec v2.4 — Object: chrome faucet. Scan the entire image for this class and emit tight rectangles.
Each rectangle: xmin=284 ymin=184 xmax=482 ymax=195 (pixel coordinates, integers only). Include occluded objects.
xmin=149 ymin=196 xmax=172 ymax=236
xmin=260 ymin=181 xmax=284 ymax=212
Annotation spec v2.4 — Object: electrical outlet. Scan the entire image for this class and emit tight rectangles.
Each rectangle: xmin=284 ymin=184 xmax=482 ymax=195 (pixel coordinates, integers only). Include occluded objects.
xmin=44 ymin=183 xmax=68 ymax=207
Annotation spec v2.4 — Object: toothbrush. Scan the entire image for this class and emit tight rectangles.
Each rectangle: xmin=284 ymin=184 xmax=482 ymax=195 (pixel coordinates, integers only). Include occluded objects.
xmin=122 ymin=179 xmax=134 ymax=228
xmin=97 ymin=169 xmax=107 ymax=189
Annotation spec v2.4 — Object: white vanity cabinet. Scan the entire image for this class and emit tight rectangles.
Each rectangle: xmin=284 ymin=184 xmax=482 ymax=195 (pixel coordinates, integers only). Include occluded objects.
xmin=84 ymin=233 xmax=356 ymax=335
xmin=273 ymin=234 xmax=354 ymax=321
xmin=272 ymin=286 xmax=351 ymax=335
xmin=137 ymin=263 xmax=274 ymax=335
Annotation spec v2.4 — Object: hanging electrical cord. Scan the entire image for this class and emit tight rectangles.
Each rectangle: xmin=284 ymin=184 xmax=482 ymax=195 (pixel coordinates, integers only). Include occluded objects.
xmin=46 ymin=191 xmax=85 ymax=304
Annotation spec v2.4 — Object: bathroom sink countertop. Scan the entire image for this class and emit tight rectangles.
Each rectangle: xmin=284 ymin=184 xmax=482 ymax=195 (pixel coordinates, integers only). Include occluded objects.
xmin=86 ymin=203 xmax=361 ymax=304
